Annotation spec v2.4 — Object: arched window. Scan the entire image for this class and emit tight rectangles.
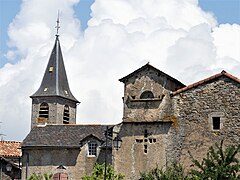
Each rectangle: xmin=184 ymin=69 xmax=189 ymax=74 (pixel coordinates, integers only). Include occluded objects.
xmin=63 ymin=105 xmax=70 ymax=124
xmin=140 ymin=91 xmax=154 ymax=99
xmin=39 ymin=103 xmax=49 ymax=118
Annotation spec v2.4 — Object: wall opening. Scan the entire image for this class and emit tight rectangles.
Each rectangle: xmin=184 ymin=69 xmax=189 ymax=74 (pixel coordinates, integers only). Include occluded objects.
xmin=140 ymin=91 xmax=154 ymax=99
xmin=212 ymin=117 xmax=220 ymax=130
xmin=63 ymin=105 xmax=70 ymax=124
xmin=53 ymin=173 xmax=68 ymax=180
xmin=39 ymin=103 xmax=49 ymax=119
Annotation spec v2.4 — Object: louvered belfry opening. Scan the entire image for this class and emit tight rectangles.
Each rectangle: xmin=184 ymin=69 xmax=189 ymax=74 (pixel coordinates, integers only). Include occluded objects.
xmin=63 ymin=105 xmax=70 ymax=124
xmin=39 ymin=102 xmax=49 ymax=119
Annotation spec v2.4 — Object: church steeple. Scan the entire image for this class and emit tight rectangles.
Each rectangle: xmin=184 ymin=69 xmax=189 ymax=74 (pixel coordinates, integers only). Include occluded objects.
xmin=30 ymin=16 xmax=79 ymax=128
xmin=31 ymin=36 xmax=78 ymax=102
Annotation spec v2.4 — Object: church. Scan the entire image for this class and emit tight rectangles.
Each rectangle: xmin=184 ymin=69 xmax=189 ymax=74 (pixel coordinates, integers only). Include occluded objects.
xmin=21 ymin=31 xmax=240 ymax=179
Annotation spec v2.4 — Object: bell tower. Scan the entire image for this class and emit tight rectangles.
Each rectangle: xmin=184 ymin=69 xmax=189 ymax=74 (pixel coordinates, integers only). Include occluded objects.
xmin=30 ymin=17 xmax=79 ymax=128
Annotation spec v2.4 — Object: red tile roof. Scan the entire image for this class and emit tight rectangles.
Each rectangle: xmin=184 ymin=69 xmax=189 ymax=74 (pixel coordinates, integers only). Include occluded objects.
xmin=0 ymin=141 xmax=21 ymax=157
xmin=171 ymin=70 xmax=240 ymax=96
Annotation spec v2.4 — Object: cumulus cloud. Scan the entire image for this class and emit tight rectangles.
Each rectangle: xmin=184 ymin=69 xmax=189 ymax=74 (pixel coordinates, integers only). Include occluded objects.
xmin=0 ymin=0 xmax=239 ymax=140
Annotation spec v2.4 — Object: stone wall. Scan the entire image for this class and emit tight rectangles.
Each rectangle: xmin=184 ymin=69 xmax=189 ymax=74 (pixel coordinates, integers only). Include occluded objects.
xmin=31 ymin=97 xmax=77 ymax=128
xmin=122 ymin=68 xmax=183 ymax=123
xmin=170 ymin=76 xmax=240 ymax=168
xmin=113 ymin=122 xmax=172 ymax=179
xmin=22 ymin=144 xmax=111 ymax=179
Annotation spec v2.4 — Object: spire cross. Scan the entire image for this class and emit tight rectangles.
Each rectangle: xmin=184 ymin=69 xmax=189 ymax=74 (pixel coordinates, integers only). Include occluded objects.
xmin=55 ymin=10 xmax=60 ymax=36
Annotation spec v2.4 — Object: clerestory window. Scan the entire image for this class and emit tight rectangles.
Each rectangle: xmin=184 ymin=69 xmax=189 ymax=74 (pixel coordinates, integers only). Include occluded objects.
xmin=39 ymin=103 xmax=49 ymax=119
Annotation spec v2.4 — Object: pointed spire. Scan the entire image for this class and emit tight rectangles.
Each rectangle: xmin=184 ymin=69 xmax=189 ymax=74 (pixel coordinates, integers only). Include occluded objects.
xmin=31 ymin=17 xmax=79 ymax=103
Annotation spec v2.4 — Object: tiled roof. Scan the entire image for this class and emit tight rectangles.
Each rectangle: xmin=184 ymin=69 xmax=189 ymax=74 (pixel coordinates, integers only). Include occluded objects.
xmin=0 ymin=141 xmax=21 ymax=157
xmin=171 ymin=70 xmax=240 ymax=96
xmin=119 ymin=63 xmax=185 ymax=87
xmin=22 ymin=124 xmax=112 ymax=147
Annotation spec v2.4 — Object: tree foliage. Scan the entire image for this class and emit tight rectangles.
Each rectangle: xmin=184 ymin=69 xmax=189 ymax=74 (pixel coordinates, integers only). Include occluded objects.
xmin=140 ymin=162 xmax=188 ymax=180
xmin=82 ymin=163 xmax=124 ymax=180
xmin=189 ymin=140 xmax=240 ymax=180
xmin=140 ymin=140 xmax=239 ymax=180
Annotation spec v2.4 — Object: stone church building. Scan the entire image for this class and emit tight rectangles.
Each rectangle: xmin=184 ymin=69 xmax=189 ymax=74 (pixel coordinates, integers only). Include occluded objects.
xmin=21 ymin=34 xmax=240 ymax=179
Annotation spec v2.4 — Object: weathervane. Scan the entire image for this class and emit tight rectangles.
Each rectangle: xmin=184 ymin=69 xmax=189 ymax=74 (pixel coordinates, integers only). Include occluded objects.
xmin=55 ymin=10 xmax=60 ymax=36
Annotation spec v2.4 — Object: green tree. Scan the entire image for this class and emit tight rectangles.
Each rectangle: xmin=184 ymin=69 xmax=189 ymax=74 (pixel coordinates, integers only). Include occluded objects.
xmin=189 ymin=140 xmax=240 ymax=180
xmin=82 ymin=163 xmax=124 ymax=180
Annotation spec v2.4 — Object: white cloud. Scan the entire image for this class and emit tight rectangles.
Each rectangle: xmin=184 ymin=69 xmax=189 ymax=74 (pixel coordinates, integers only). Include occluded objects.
xmin=0 ymin=0 xmax=239 ymax=140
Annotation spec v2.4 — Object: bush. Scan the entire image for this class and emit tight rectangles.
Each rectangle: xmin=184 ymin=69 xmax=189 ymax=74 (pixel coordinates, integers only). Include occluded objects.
xmin=82 ymin=163 xmax=124 ymax=180
xmin=140 ymin=162 xmax=188 ymax=180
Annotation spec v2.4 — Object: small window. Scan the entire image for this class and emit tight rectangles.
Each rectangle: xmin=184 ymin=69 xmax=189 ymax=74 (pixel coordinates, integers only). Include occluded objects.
xmin=39 ymin=103 xmax=49 ymax=118
xmin=144 ymin=129 xmax=148 ymax=138
xmin=212 ymin=117 xmax=220 ymax=130
xmin=140 ymin=91 xmax=154 ymax=99
xmin=63 ymin=105 xmax=69 ymax=124
xmin=49 ymin=66 xmax=53 ymax=72
xmin=144 ymin=145 xmax=148 ymax=153
xmin=88 ymin=141 xmax=97 ymax=156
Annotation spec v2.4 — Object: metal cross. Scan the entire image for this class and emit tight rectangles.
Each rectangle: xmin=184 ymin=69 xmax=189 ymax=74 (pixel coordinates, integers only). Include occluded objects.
xmin=55 ymin=10 xmax=60 ymax=35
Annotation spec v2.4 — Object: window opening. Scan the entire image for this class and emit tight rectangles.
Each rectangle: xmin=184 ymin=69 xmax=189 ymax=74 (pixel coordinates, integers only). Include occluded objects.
xmin=144 ymin=145 xmax=148 ymax=153
xmin=49 ymin=66 xmax=53 ymax=72
xmin=144 ymin=129 xmax=148 ymax=138
xmin=149 ymin=139 xmax=152 ymax=143
xmin=140 ymin=91 xmax=154 ymax=99
xmin=63 ymin=105 xmax=70 ymax=124
xmin=212 ymin=117 xmax=220 ymax=130
xmin=39 ymin=103 xmax=49 ymax=118
xmin=88 ymin=141 xmax=97 ymax=156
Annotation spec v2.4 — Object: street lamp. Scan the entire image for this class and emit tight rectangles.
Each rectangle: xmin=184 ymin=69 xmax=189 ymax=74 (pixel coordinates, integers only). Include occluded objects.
xmin=113 ymin=136 xmax=122 ymax=151
xmin=6 ymin=163 xmax=12 ymax=172
xmin=104 ymin=126 xmax=122 ymax=180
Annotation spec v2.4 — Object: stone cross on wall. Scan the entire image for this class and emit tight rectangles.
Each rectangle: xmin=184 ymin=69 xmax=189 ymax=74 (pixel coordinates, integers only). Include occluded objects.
xmin=135 ymin=129 xmax=157 ymax=153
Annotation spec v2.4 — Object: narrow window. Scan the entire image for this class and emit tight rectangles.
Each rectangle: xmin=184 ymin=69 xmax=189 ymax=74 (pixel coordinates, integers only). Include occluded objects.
xmin=140 ymin=91 xmax=154 ymax=99
xmin=144 ymin=145 xmax=148 ymax=153
xmin=212 ymin=117 xmax=220 ymax=130
xmin=63 ymin=105 xmax=70 ymax=124
xmin=39 ymin=103 xmax=49 ymax=119
xmin=144 ymin=129 xmax=148 ymax=138
xmin=88 ymin=141 xmax=97 ymax=156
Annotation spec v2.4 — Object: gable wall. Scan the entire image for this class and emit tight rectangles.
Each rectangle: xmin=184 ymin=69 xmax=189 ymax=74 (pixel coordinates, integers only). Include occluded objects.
xmin=122 ymin=68 xmax=183 ymax=122
xmin=169 ymin=76 xmax=240 ymax=168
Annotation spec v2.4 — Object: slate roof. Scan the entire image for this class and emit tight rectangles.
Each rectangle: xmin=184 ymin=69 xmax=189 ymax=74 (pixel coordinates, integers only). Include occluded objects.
xmin=171 ymin=70 xmax=240 ymax=96
xmin=119 ymin=63 xmax=185 ymax=87
xmin=22 ymin=125 xmax=112 ymax=148
xmin=0 ymin=141 xmax=21 ymax=157
xmin=31 ymin=36 xmax=79 ymax=103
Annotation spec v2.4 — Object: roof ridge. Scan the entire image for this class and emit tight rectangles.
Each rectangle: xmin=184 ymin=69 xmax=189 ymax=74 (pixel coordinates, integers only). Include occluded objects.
xmin=171 ymin=70 xmax=240 ymax=96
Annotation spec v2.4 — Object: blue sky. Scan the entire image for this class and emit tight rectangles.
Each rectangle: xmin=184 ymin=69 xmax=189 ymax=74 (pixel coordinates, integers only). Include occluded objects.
xmin=0 ymin=0 xmax=239 ymax=68
xmin=0 ymin=0 xmax=239 ymax=140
